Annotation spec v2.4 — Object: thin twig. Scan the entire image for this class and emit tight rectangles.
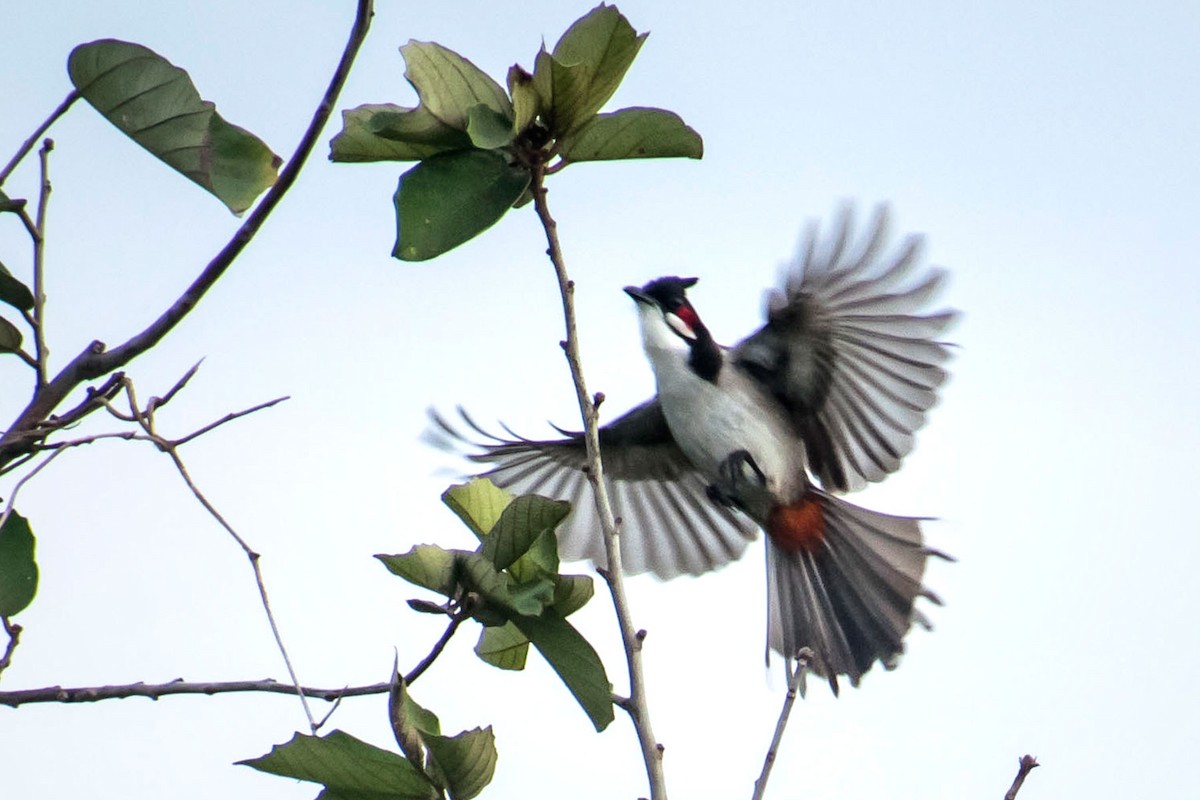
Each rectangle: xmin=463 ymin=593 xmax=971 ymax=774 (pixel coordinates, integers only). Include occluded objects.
xmin=402 ymin=612 xmax=468 ymax=686
xmin=0 ymin=0 xmax=375 ymax=468
xmin=1004 ymin=755 xmax=1040 ymax=800
xmin=0 ymin=90 xmax=79 ymax=186
xmin=0 ymin=678 xmax=392 ymax=708
xmin=170 ymin=396 xmax=287 ymax=447
xmin=31 ymin=139 xmax=52 ymax=389
xmin=751 ymin=651 xmax=810 ymax=800
xmin=0 ymin=617 xmax=22 ymax=680
xmin=530 ymin=165 xmax=667 ymax=799
xmin=0 ymin=448 xmax=68 ymax=534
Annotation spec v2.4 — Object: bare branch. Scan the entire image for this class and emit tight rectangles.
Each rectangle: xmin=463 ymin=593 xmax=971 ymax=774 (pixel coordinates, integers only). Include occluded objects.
xmin=751 ymin=651 xmax=811 ymax=800
xmin=0 ymin=617 xmax=22 ymax=680
xmin=0 ymin=678 xmax=392 ymax=708
xmin=402 ymin=611 xmax=468 ymax=686
xmin=530 ymin=165 xmax=667 ymax=799
xmin=31 ymin=139 xmax=52 ymax=389
xmin=0 ymin=0 xmax=375 ymax=468
xmin=0 ymin=90 xmax=79 ymax=186
xmin=1004 ymin=755 xmax=1040 ymax=800
xmin=169 ymin=395 xmax=288 ymax=447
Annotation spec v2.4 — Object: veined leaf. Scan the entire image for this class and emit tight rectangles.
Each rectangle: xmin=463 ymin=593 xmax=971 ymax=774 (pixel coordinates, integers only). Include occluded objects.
xmin=68 ymin=39 xmax=280 ymax=215
xmin=559 ymin=107 xmax=703 ymax=162
xmin=513 ymin=609 xmax=613 ymax=731
xmin=330 ymin=103 xmax=469 ymax=163
xmin=393 ymin=149 xmax=529 ymax=261
xmin=237 ymin=729 xmax=437 ymax=799
xmin=377 ymin=545 xmax=458 ymax=597
xmin=423 ymin=727 xmax=497 ymax=800
xmin=442 ymin=479 xmax=513 ymax=540
xmin=402 ymin=41 xmax=512 ymax=131
xmin=481 ymin=495 xmax=569 ymax=571
xmin=475 ymin=622 xmax=529 ymax=671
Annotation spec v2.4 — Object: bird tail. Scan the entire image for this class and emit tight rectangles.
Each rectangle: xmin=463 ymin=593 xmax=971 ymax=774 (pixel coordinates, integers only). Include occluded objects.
xmin=764 ymin=489 xmax=949 ymax=693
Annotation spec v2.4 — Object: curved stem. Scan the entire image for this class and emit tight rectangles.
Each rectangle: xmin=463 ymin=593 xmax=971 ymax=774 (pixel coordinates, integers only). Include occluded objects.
xmin=530 ymin=163 xmax=667 ymax=800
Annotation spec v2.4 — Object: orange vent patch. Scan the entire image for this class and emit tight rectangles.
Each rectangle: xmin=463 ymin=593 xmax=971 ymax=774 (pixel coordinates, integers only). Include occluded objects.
xmin=766 ymin=496 xmax=827 ymax=553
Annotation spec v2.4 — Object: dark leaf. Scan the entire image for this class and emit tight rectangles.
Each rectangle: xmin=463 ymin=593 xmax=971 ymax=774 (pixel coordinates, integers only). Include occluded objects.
xmin=465 ymin=104 xmax=515 ymax=149
xmin=0 ymin=261 xmax=35 ymax=312
xmin=393 ymin=149 xmax=529 ymax=261
xmin=513 ymin=609 xmax=613 ymax=731
xmin=481 ymin=495 xmax=569 ymax=571
xmin=0 ymin=316 xmax=22 ymax=355
xmin=424 ymin=727 xmax=497 ymax=800
xmin=237 ymin=730 xmax=437 ymax=799
xmin=552 ymin=574 xmax=595 ymax=618
xmin=68 ymin=39 xmax=280 ymax=215
xmin=0 ymin=510 xmax=38 ymax=616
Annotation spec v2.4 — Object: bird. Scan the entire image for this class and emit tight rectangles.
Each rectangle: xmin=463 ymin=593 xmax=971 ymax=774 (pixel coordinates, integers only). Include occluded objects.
xmin=432 ymin=206 xmax=958 ymax=691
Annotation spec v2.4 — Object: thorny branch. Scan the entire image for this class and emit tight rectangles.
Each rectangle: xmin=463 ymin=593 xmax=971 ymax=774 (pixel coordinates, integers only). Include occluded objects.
xmin=0 ymin=0 xmax=375 ymax=469
xmin=530 ymin=163 xmax=667 ymax=799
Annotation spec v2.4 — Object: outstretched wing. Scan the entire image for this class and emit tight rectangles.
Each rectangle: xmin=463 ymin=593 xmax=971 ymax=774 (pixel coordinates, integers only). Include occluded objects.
xmin=733 ymin=206 xmax=958 ymax=492
xmin=429 ymin=400 xmax=758 ymax=578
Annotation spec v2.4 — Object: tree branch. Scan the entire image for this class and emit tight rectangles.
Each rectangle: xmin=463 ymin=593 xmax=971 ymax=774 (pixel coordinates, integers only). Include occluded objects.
xmin=751 ymin=651 xmax=810 ymax=800
xmin=0 ymin=90 xmax=79 ymax=186
xmin=1004 ymin=755 xmax=1040 ymax=800
xmin=0 ymin=0 xmax=375 ymax=468
xmin=530 ymin=164 xmax=667 ymax=800
xmin=0 ymin=678 xmax=391 ymax=708
xmin=0 ymin=617 xmax=21 ymax=680
xmin=31 ymin=139 xmax=52 ymax=389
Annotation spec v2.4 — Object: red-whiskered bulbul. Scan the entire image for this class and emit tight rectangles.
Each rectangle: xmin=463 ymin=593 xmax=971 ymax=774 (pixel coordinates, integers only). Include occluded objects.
xmin=434 ymin=206 xmax=957 ymax=691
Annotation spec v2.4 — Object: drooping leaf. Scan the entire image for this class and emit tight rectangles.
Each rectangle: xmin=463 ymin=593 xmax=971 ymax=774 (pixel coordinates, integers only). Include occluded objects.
xmin=389 ymin=676 xmax=443 ymax=790
xmin=377 ymin=545 xmax=458 ymax=597
xmin=552 ymin=574 xmax=595 ymax=617
xmin=0 ymin=511 xmax=38 ymax=616
xmin=0 ymin=317 xmax=22 ymax=355
xmin=424 ymin=727 xmax=497 ymax=800
xmin=402 ymin=41 xmax=512 ymax=131
xmin=513 ymin=609 xmax=613 ymax=731
xmin=474 ymin=622 xmax=529 ymax=670
xmin=0 ymin=262 xmax=34 ymax=312
xmin=68 ymin=39 xmax=280 ymax=215
xmin=542 ymin=4 xmax=647 ymax=135
xmin=481 ymin=495 xmax=570 ymax=571
xmin=330 ymin=103 xmax=470 ymax=163
xmin=442 ymin=479 xmax=513 ymax=540
xmin=237 ymin=729 xmax=437 ymax=800
xmin=393 ymin=149 xmax=529 ymax=261
xmin=559 ymin=107 xmax=703 ymax=162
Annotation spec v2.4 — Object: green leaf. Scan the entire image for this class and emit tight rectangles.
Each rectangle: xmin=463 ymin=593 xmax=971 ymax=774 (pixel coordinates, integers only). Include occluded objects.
xmin=465 ymin=104 xmax=515 ymax=149
xmin=560 ymin=107 xmax=703 ymax=162
xmin=402 ymin=41 xmax=512 ymax=131
xmin=513 ymin=609 xmax=613 ymax=731
xmin=0 ymin=316 xmax=22 ymax=355
xmin=68 ymin=40 xmax=280 ymax=215
xmin=330 ymin=103 xmax=470 ymax=163
xmin=481 ymin=495 xmax=570 ymax=571
xmin=507 ymin=65 xmax=540 ymax=134
xmin=0 ymin=511 xmax=38 ymax=616
xmin=552 ymin=574 xmax=595 ymax=618
xmin=544 ymin=4 xmax=647 ymax=135
xmin=237 ymin=730 xmax=437 ymax=800
xmin=424 ymin=727 xmax=497 ymax=800
xmin=458 ymin=552 xmax=544 ymax=618
xmin=0 ymin=262 xmax=34 ymax=312
xmin=0 ymin=190 xmax=24 ymax=214
xmin=532 ymin=49 xmax=592 ymax=138
xmin=506 ymin=529 xmax=560 ymax=585
xmin=442 ymin=479 xmax=513 ymax=540
xmin=377 ymin=545 xmax=458 ymax=597
xmin=393 ymin=149 xmax=529 ymax=261
xmin=474 ymin=622 xmax=529 ymax=671
xmin=389 ymin=677 xmax=442 ymax=789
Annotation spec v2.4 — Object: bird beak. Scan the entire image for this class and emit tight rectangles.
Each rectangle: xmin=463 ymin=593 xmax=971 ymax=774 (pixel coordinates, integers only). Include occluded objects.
xmin=624 ymin=285 xmax=652 ymax=304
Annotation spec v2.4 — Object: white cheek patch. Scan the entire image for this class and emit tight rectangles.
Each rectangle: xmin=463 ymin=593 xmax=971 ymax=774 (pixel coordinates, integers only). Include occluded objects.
xmin=665 ymin=312 xmax=696 ymax=340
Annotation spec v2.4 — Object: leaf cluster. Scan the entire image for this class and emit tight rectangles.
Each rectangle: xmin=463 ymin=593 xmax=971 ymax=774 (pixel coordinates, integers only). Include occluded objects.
xmin=330 ymin=3 xmax=703 ymax=261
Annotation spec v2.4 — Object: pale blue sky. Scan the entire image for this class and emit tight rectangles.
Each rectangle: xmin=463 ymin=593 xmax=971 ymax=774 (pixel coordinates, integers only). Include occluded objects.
xmin=2 ymin=1 xmax=1197 ymax=798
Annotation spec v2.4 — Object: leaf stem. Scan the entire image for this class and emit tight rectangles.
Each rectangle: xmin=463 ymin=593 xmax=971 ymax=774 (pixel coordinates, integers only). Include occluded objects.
xmin=530 ymin=163 xmax=667 ymax=800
